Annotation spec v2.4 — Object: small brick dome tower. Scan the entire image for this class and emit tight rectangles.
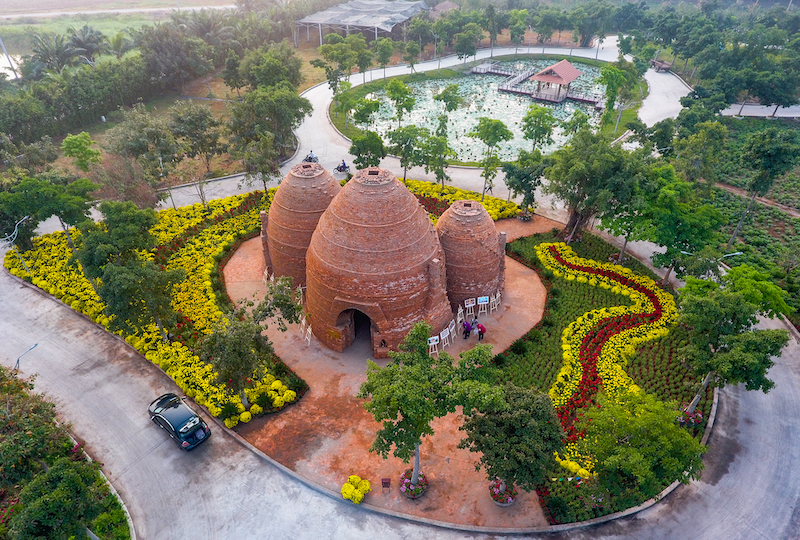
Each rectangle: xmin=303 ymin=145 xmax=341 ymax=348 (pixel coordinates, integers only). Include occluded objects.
xmin=263 ymin=163 xmax=341 ymax=289
xmin=305 ymin=167 xmax=452 ymax=357
xmin=436 ymin=200 xmax=506 ymax=311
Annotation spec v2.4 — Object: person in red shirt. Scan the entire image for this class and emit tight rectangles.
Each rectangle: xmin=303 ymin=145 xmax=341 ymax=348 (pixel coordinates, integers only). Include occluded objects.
xmin=476 ymin=323 xmax=486 ymax=341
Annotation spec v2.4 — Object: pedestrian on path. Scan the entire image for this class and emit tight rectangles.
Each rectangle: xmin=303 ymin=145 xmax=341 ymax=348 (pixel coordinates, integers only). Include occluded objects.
xmin=477 ymin=323 xmax=486 ymax=341
xmin=462 ymin=320 xmax=471 ymax=339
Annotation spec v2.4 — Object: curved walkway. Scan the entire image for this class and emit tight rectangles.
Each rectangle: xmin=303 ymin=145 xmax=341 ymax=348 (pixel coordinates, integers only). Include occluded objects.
xmin=10 ymin=40 xmax=800 ymax=539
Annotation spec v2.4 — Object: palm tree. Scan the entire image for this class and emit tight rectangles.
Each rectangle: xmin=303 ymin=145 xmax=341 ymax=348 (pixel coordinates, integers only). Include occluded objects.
xmin=108 ymin=31 xmax=135 ymax=60
xmin=31 ymin=34 xmax=76 ymax=72
xmin=68 ymin=25 xmax=109 ymax=65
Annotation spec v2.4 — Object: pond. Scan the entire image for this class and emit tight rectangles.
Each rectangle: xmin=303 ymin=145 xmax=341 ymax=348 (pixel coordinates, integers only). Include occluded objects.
xmin=356 ymin=58 xmax=606 ymax=162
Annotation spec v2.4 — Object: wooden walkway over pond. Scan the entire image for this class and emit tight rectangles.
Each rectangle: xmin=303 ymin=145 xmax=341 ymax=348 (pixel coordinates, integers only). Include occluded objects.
xmin=471 ymin=63 xmax=603 ymax=107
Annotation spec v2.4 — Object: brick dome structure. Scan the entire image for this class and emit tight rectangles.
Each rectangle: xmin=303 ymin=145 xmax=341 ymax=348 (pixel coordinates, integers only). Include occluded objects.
xmin=436 ymin=200 xmax=506 ymax=311
xmin=261 ymin=163 xmax=341 ymax=289
xmin=305 ymin=167 xmax=452 ymax=357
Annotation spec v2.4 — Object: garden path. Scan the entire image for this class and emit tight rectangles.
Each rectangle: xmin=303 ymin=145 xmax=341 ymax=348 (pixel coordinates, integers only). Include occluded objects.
xmin=226 ymin=216 xmax=554 ymax=529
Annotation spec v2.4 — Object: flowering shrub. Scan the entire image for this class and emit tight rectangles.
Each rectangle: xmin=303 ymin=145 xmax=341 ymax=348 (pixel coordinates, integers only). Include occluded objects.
xmin=239 ymin=411 xmax=252 ymax=423
xmin=404 ymin=180 xmax=519 ymax=221
xmin=341 ymin=475 xmax=371 ymax=505
xmin=3 ymin=190 xmax=305 ymax=428
xmin=489 ymin=478 xmax=518 ymax=504
xmin=678 ymin=408 xmax=703 ymax=426
xmin=535 ymin=242 xmax=678 ymax=475
xmin=399 ymin=469 xmax=428 ymax=498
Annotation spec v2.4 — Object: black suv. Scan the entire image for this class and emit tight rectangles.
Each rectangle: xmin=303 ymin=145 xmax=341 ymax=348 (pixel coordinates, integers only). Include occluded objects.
xmin=148 ymin=393 xmax=211 ymax=450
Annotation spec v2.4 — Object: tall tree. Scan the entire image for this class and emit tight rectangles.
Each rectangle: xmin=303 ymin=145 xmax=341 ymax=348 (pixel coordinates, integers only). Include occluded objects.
xmin=469 ymin=117 xmax=513 ymax=201
xmin=454 ymin=23 xmax=483 ymax=64
xmin=459 ymin=384 xmax=564 ymax=495
xmin=310 ymin=33 xmax=355 ymax=96
xmin=170 ymin=101 xmax=226 ymax=175
xmin=678 ymin=268 xmax=792 ymax=414
xmin=520 ymin=104 xmax=556 ymax=152
xmin=728 ymin=127 xmax=800 ymax=248
xmin=136 ymin=22 xmax=213 ymax=92
xmin=387 ymin=125 xmax=428 ymax=181
xmin=374 ymin=38 xmax=395 ymax=80
xmin=402 ymin=41 xmax=421 ymax=73
xmin=420 ymin=133 xmax=456 ymax=191
xmin=647 ymin=171 xmax=724 ymax=284
xmin=106 ymin=104 xmax=181 ymax=184
xmin=433 ymin=84 xmax=463 ymax=138
xmin=385 ymin=79 xmax=415 ymax=128
xmin=68 ymin=24 xmax=109 ymax=65
xmin=358 ymin=322 xmax=503 ymax=486
xmin=674 ymin=120 xmax=727 ymax=190
xmin=199 ymin=276 xmax=301 ymax=406
xmin=502 ymin=149 xmax=546 ymax=219
xmin=349 ymin=131 xmax=386 ymax=169
xmin=578 ymin=390 xmax=706 ymax=507
xmin=543 ymin=130 xmax=638 ymax=243
xmin=76 ymin=201 xmax=184 ymax=339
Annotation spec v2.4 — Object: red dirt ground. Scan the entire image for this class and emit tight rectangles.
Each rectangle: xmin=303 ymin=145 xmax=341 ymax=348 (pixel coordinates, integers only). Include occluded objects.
xmin=226 ymin=215 xmax=556 ymax=528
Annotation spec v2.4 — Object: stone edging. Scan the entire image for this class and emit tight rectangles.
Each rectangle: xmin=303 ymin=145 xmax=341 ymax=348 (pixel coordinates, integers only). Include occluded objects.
xmin=4 ymin=265 xmax=721 ymax=535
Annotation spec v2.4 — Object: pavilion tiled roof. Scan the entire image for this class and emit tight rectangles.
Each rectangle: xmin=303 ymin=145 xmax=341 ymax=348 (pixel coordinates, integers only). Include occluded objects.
xmin=530 ymin=59 xmax=582 ymax=86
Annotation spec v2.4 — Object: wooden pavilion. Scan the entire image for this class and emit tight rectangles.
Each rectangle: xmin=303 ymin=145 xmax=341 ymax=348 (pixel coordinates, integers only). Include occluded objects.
xmin=529 ymin=59 xmax=582 ymax=99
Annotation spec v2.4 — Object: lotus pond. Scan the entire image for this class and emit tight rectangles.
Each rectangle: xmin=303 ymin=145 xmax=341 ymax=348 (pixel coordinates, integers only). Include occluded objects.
xmin=356 ymin=59 xmax=605 ymax=162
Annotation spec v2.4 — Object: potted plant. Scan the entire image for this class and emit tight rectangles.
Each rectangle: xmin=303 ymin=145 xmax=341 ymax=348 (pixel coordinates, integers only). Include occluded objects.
xmin=489 ymin=478 xmax=518 ymax=506
xmin=399 ymin=469 xmax=428 ymax=499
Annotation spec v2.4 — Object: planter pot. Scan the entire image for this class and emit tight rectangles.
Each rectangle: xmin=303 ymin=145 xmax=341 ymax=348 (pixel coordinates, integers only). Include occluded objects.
xmin=492 ymin=498 xmax=515 ymax=507
xmin=402 ymin=488 xmax=427 ymax=499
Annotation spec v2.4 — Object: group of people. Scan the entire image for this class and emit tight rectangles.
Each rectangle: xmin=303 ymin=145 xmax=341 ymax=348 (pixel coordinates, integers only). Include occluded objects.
xmin=462 ymin=318 xmax=486 ymax=341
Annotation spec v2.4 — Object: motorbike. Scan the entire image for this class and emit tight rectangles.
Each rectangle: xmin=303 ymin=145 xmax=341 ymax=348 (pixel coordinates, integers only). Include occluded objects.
xmin=334 ymin=163 xmax=350 ymax=174
xmin=303 ymin=154 xmax=318 ymax=163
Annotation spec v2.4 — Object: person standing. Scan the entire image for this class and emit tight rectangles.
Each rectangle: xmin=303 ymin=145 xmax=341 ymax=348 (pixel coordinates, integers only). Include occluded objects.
xmin=477 ymin=323 xmax=486 ymax=341
xmin=462 ymin=320 xmax=471 ymax=339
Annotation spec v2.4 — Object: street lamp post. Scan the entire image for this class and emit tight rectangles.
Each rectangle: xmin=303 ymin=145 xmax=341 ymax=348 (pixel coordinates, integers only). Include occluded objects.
xmin=14 ymin=343 xmax=38 ymax=372
xmin=1 ymin=215 xmax=32 ymax=275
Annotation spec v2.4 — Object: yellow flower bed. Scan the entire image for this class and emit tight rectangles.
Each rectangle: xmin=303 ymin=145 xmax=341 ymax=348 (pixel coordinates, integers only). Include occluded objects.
xmin=150 ymin=194 xmax=257 ymax=245
xmin=3 ymin=191 xmax=300 ymax=426
xmin=404 ymin=179 xmax=519 ymax=221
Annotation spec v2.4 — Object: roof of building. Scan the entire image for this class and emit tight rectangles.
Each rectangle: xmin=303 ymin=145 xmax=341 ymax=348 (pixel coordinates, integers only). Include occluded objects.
xmin=530 ymin=59 xmax=582 ymax=86
xmin=297 ymin=0 xmax=428 ymax=33
xmin=430 ymin=0 xmax=458 ymax=19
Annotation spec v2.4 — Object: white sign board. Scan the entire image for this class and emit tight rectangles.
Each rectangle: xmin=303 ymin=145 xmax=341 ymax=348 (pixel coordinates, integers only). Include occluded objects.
xmin=427 ymin=336 xmax=439 ymax=345
xmin=464 ymin=298 xmax=476 ymax=308
xmin=477 ymin=296 xmax=490 ymax=305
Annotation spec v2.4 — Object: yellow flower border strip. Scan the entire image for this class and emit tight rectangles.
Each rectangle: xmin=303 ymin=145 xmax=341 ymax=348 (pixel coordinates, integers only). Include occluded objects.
xmin=2 ymin=192 xmax=298 ymax=428
xmin=404 ymin=179 xmax=519 ymax=221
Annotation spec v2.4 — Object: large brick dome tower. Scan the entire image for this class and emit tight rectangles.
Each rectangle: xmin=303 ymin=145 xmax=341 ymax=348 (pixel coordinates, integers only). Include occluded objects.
xmin=305 ymin=167 xmax=452 ymax=358
xmin=262 ymin=162 xmax=341 ymax=289
xmin=436 ymin=200 xmax=506 ymax=311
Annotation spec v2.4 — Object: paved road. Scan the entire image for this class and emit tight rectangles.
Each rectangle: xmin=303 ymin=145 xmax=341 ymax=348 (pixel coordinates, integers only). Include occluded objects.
xmin=17 ymin=39 xmax=800 ymax=539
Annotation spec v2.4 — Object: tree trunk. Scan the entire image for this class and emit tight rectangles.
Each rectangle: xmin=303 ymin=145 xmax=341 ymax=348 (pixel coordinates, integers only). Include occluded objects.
xmin=772 ymin=104 xmax=780 ymax=117
xmin=683 ymin=57 xmax=689 ymax=72
xmin=154 ymin=314 xmax=169 ymax=342
xmin=661 ymin=262 xmax=675 ymax=287
xmin=499 ymin=478 xmax=507 ymax=493
xmin=241 ymin=389 xmax=250 ymax=409
xmin=738 ymin=99 xmax=747 ymax=116
xmin=614 ymin=104 xmax=624 ymax=133
xmin=686 ymin=371 xmax=714 ymax=415
xmin=411 ymin=443 xmax=421 ymax=485
xmin=727 ymin=191 xmax=758 ymax=249
xmin=617 ymin=235 xmax=629 ymax=262
xmin=58 ymin=217 xmax=76 ymax=254
xmin=564 ymin=211 xmax=590 ymax=244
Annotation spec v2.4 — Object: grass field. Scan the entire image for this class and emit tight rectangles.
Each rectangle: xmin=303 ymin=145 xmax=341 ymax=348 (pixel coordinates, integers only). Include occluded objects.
xmin=1 ymin=0 xmax=232 ymax=17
